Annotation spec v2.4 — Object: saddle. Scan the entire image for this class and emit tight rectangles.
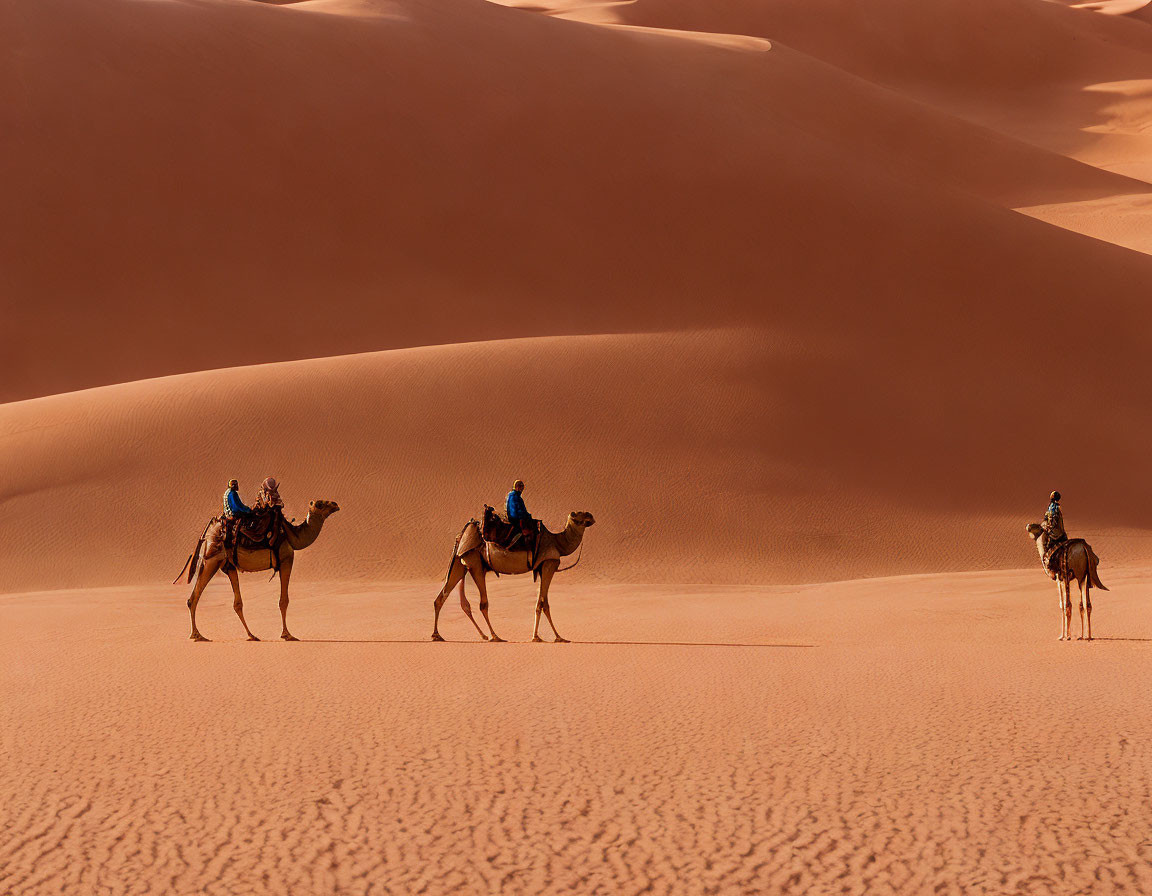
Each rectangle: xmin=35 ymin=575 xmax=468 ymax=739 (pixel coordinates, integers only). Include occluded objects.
xmin=206 ymin=508 xmax=287 ymax=569
xmin=237 ymin=508 xmax=281 ymax=548
xmin=1043 ymin=537 xmax=1082 ymax=580
xmin=481 ymin=505 xmax=522 ymax=550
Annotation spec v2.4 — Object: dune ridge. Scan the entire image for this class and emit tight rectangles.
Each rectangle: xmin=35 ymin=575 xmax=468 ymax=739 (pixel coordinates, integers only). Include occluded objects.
xmin=6 ymin=0 xmax=1152 ymax=400
xmin=3 ymin=330 xmax=1152 ymax=594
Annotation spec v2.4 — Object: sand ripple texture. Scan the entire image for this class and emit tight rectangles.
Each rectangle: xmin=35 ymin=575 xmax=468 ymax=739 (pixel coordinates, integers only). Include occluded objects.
xmin=4 ymin=569 xmax=1152 ymax=894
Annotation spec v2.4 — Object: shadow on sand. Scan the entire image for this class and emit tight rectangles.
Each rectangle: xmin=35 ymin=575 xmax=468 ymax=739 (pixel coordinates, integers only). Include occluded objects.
xmin=298 ymin=639 xmax=817 ymax=647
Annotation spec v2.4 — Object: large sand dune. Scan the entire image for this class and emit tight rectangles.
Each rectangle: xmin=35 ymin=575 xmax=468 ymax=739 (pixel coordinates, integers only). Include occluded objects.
xmin=3 ymin=329 xmax=1152 ymax=594
xmin=8 ymin=2 xmax=1152 ymax=892
xmin=6 ymin=0 xmax=1152 ymax=399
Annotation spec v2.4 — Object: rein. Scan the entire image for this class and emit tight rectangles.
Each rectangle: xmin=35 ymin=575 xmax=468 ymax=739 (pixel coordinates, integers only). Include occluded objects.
xmin=557 ymin=541 xmax=583 ymax=573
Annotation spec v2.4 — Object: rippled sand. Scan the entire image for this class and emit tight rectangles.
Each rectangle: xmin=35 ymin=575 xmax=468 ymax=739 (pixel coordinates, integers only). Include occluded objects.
xmin=4 ymin=570 xmax=1152 ymax=894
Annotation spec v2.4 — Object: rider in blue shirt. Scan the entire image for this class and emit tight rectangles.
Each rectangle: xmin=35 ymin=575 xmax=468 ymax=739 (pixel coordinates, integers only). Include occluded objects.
xmin=507 ymin=479 xmax=536 ymax=561
xmin=507 ymin=480 xmax=530 ymax=523
xmin=223 ymin=479 xmax=252 ymax=518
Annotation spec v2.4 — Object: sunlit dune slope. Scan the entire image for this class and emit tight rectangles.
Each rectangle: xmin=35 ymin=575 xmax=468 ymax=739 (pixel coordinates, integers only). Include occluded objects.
xmin=530 ymin=0 xmax=1152 ymax=171
xmin=2 ymin=329 xmax=1151 ymax=594
xmin=4 ymin=0 xmax=1151 ymax=400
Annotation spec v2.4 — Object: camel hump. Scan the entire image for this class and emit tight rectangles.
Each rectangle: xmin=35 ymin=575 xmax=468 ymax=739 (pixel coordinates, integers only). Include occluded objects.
xmin=456 ymin=520 xmax=483 ymax=557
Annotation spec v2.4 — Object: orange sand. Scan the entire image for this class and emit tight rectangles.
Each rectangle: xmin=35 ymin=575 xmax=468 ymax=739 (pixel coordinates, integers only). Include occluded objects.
xmin=4 ymin=570 xmax=1152 ymax=894
xmin=6 ymin=0 xmax=1152 ymax=400
xmin=7 ymin=0 xmax=1152 ymax=893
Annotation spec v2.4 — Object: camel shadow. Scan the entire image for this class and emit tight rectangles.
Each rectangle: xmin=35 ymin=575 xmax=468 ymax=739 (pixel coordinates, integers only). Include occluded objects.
xmin=301 ymin=639 xmax=816 ymax=647
xmin=570 ymin=640 xmax=816 ymax=648
xmin=303 ymin=639 xmax=438 ymax=644
xmin=1091 ymin=637 xmax=1152 ymax=643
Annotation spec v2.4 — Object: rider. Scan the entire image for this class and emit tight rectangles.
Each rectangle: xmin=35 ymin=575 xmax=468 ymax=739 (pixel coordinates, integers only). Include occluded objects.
xmin=1043 ymin=490 xmax=1067 ymax=543
xmin=254 ymin=476 xmax=284 ymax=511
xmin=223 ymin=479 xmax=252 ymax=519
xmin=507 ymin=479 xmax=537 ymax=562
xmin=222 ymin=479 xmax=252 ymax=552
xmin=1041 ymin=490 xmax=1067 ymax=570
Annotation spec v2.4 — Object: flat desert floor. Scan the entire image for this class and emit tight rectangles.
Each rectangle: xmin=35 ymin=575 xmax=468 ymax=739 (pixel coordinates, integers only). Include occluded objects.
xmin=4 ymin=569 xmax=1152 ymax=895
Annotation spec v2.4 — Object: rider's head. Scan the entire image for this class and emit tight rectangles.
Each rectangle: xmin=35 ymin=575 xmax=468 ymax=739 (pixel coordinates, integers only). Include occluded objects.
xmin=1050 ymin=490 xmax=1061 ymax=503
xmin=229 ymin=479 xmax=239 ymax=491
xmin=513 ymin=479 xmax=525 ymax=493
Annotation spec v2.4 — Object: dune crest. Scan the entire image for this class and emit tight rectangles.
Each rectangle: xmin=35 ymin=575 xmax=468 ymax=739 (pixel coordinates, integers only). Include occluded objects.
xmin=6 ymin=0 xmax=1152 ymax=399
xmin=3 ymin=330 xmax=1152 ymax=594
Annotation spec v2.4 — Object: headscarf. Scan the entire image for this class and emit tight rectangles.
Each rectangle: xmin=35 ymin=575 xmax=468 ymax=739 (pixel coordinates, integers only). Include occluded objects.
xmin=258 ymin=477 xmax=283 ymax=507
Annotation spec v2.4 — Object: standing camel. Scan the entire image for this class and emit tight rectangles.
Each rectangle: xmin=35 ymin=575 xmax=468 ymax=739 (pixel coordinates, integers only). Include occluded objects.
xmin=432 ymin=511 xmax=595 ymax=642
xmin=182 ymin=500 xmax=340 ymax=641
xmin=1026 ymin=522 xmax=1107 ymax=641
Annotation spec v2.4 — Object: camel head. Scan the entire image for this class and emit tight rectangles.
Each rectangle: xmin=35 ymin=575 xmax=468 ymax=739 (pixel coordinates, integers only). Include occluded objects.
xmin=1025 ymin=522 xmax=1044 ymax=541
xmin=568 ymin=511 xmax=596 ymax=528
xmin=310 ymin=500 xmax=341 ymax=519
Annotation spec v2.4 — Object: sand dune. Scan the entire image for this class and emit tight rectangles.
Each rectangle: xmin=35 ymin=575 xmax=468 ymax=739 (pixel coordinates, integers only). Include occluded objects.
xmin=4 ymin=330 xmax=1152 ymax=595
xmin=4 ymin=570 xmax=1152 ymax=894
xmin=523 ymin=0 xmax=1152 ymax=197
xmin=9 ymin=1 xmax=1152 ymax=893
xmin=6 ymin=0 xmax=1152 ymax=400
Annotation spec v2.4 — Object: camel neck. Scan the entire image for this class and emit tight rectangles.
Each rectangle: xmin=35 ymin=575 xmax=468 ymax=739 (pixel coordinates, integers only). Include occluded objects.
xmin=286 ymin=511 xmax=324 ymax=550
xmin=554 ymin=520 xmax=584 ymax=556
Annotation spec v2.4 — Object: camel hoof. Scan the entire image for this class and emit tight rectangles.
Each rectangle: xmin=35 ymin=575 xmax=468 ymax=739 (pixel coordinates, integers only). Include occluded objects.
xmin=247 ymin=635 xmax=260 ymax=642
xmin=431 ymin=633 xmax=445 ymax=642
xmin=554 ymin=637 xmax=570 ymax=643
xmin=281 ymin=633 xmax=299 ymax=642
xmin=190 ymin=633 xmax=209 ymax=642
xmin=489 ymin=636 xmax=506 ymax=643
xmin=531 ymin=636 xmax=544 ymax=643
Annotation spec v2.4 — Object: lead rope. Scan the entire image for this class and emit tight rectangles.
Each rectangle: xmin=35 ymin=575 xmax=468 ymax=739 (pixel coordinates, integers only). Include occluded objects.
xmin=557 ymin=541 xmax=584 ymax=573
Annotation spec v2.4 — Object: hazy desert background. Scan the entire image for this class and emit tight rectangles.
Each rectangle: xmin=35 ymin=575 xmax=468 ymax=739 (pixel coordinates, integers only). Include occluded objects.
xmin=5 ymin=0 xmax=1152 ymax=892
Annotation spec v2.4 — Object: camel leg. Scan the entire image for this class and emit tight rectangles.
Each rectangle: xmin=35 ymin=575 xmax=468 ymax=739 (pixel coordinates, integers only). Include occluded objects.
xmin=226 ymin=567 xmax=259 ymax=641
xmin=1077 ymin=575 xmax=1085 ymax=640
xmin=532 ymin=560 xmax=566 ymax=643
xmin=278 ymin=556 xmax=298 ymax=641
xmin=187 ymin=552 xmax=224 ymax=641
xmin=1081 ymin=576 xmax=1093 ymax=642
xmin=1056 ymin=579 xmax=1066 ymax=641
xmin=432 ymin=556 xmax=472 ymax=641
xmin=465 ymin=558 xmax=504 ymax=642
xmin=1062 ymin=579 xmax=1073 ymax=642
xmin=457 ymin=576 xmax=489 ymax=641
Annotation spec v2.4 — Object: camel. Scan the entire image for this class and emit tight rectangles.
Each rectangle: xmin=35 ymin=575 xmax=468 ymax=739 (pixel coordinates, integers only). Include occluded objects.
xmin=182 ymin=500 xmax=340 ymax=642
xmin=432 ymin=511 xmax=596 ymax=643
xmin=1026 ymin=523 xmax=1107 ymax=641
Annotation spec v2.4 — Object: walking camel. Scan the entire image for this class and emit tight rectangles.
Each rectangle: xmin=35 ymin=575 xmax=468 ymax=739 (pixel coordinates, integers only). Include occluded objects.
xmin=432 ymin=511 xmax=596 ymax=642
xmin=1025 ymin=523 xmax=1107 ymax=641
xmin=181 ymin=500 xmax=340 ymax=641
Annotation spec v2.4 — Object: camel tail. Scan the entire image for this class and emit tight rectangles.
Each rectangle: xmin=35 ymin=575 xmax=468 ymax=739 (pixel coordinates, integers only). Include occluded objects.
xmin=174 ymin=535 xmax=206 ymax=585
xmin=442 ymin=527 xmax=467 ymax=590
xmin=176 ymin=520 xmax=214 ymax=584
xmin=173 ymin=552 xmax=194 ymax=585
xmin=1088 ymin=546 xmax=1108 ymax=591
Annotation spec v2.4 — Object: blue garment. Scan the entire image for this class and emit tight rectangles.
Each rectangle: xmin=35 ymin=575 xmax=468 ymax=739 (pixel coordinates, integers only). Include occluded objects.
xmin=1048 ymin=501 xmax=1060 ymax=517
xmin=507 ymin=490 xmax=530 ymax=522
xmin=223 ymin=488 xmax=252 ymax=518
